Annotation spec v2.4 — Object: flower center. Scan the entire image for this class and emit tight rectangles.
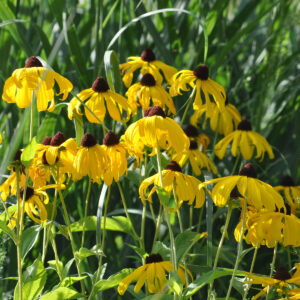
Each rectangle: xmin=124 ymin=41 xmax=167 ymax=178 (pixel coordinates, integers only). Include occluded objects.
xmin=103 ymin=130 xmax=119 ymax=146
xmin=237 ymin=119 xmax=252 ymax=131
xmin=280 ymin=175 xmax=295 ymax=187
xmin=145 ymin=253 xmax=163 ymax=264
xmin=165 ymin=161 xmax=182 ymax=172
xmin=14 ymin=149 xmax=22 ymax=161
xmin=147 ymin=106 xmax=166 ymax=118
xmin=189 ymin=140 xmax=198 ymax=150
xmin=184 ymin=125 xmax=198 ymax=138
xmin=193 ymin=64 xmax=209 ymax=80
xmin=140 ymin=73 xmax=156 ymax=86
xmin=92 ymin=77 xmax=110 ymax=93
xmin=273 ymin=267 xmax=292 ymax=281
xmin=140 ymin=48 xmax=156 ymax=62
xmin=20 ymin=186 xmax=34 ymax=200
xmin=41 ymin=136 xmax=52 ymax=145
xmin=81 ymin=133 xmax=97 ymax=147
xmin=239 ymin=163 xmax=257 ymax=178
xmin=25 ymin=56 xmax=43 ymax=68
xmin=50 ymin=132 xmax=67 ymax=146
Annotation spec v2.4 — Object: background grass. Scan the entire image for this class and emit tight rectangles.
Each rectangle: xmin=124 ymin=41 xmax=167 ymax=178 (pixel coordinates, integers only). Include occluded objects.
xmin=0 ymin=0 xmax=299 ymax=299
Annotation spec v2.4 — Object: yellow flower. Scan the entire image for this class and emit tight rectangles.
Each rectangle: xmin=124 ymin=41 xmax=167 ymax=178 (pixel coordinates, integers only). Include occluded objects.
xmin=120 ymin=48 xmax=177 ymax=87
xmin=2 ymin=56 xmax=72 ymax=112
xmin=73 ymin=133 xmax=108 ymax=183
xmin=170 ymin=64 xmax=226 ymax=111
xmin=190 ymin=99 xmax=242 ymax=136
xmin=123 ymin=106 xmax=190 ymax=156
xmin=126 ymin=73 xmax=176 ymax=115
xmin=214 ymin=118 xmax=274 ymax=161
xmin=278 ymin=288 xmax=300 ymax=300
xmin=235 ymin=206 xmax=300 ymax=248
xmin=101 ymin=131 xmax=128 ymax=186
xmin=274 ymin=176 xmax=300 ymax=215
xmin=118 ymin=253 xmax=192 ymax=295
xmin=139 ymin=161 xmax=205 ymax=208
xmin=243 ymin=264 xmax=300 ymax=300
xmin=68 ymin=76 xmax=132 ymax=124
xmin=200 ymin=163 xmax=285 ymax=211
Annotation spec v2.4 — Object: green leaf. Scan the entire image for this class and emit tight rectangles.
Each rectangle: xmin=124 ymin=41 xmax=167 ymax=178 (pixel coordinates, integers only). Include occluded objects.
xmin=62 ymin=259 xmax=75 ymax=278
xmin=40 ymin=287 xmax=81 ymax=300
xmin=0 ymin=221 xmax=17 ymax=244
xmin=175 ymin=232 xmax=207 ymax=265
xmin=156 ymin=186 xmax=170 ymax=206
xmin=14 ymin=258 xmax=47 ymax=300
xmin=58 ymin=276 xmax=87 ymax=288
xmin=21 ymin=225 xmax=41 ymax=259
xmin=205 ymin=10 xmax=218 ymax=36
xmin=127 ymin=244 xmax=148 ymax=259
xmin=142 ymin=296 xmax=174 ymax=300
xmin=152 ymin=241 xmax=170 ymax=260
xmin=47 ymin=260 xmax=63 ymax=276
xmin=93 ymin=268 xmax=134 ymax=293
xmin=183 ymin=268 xmax=245 ymax=298
xmin=0 ymin=205 xmax=17 ymax=222
xmin=21 ymin=137 xmax=37 ymax=168
xmin=104 ymin=50 xmax=122 ymax=93
xmin=73 ymin=114 xmax=84 ymax=146
xmin=75 ymin=247 xmax=104 ymax=260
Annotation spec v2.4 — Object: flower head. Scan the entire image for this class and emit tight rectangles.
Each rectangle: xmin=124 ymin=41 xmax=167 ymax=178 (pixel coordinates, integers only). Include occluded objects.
xmin=139 ymin=161 xmax=205 ymax=208
xmin=120 ymin=48 xmax=177 ymax=87
xmin=68 ymin=76 xmax=132 ymax=124
xmin=170 ymin=64 xmax=226 ymax=111
xmin=126 ymin=73 xmax=176 ymax=115
xmin=2 ymin=56 xmax=73 ymax=112
xmin=73 ymin=133 xmax=108 ymax=183
xmin=214 ymin=118 xmax=274 ymax=161
xmin=123 ymin=106 xmax=190 ymax=156
xmin=118 ymin=253 xmax=191 ymax=295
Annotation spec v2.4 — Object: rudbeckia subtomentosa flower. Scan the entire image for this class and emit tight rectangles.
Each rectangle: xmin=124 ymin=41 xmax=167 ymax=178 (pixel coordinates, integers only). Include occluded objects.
xmin=101 ymin=131 xmax=128 ymax=186
xmin=139 ymin=161 xmax=205 ymax=208
xmin=172 ymin=125 xmax=216 ymax=176
xmin=68 ymin=76 xmax=132 ymax=124
xmin=243 ymin=265 xmax=300 ymax=300
xmin=170 ymin=64 xmax=226 ymax=111
xmin=120 ymin=48 xmax=178 ymax=87
xmin=73 ymin=133 xmax=108 ymax=183
xmin=275 ymin=176 xmax=300 ymax=215
xmin=118 ymin=253 xmax=192 ymax=295
xmin=200 ymin=163 xmax=285 ymax=211
xmin=190 ymin=99 xmax=242 ymax=136
xmin=2 ymin=56 xmax=73 ymax=112
xmin=126 ymin=73 xmax=176 ymax=115
xmin=123 ymin=106 xmax=190 ymax=156
xmin=214 ymin=118 xmax=274 ymax=161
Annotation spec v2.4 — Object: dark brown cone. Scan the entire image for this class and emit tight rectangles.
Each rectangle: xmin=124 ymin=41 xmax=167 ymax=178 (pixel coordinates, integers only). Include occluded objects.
xmin=92 ymin=77 xmax=110 ymax=93
xmin=165 ymin=161 xmax=182 ymax=172
xmin=280 ymin=175 xmax=295 ymax=187
xmin=147 ymin=106 xmax=166 ymax=118
xmin=103 ymin=130 xmax=119 ymax=146
xmin=14 ymin=149 xmax=22 ymax=161
xmin=184 ymin=125 xmax=198 ymax=138
xmin=140 ymin=48 xmax=156 ymax=62
xmin=41 ymin=136 xmax=52 ymax=145
xmin=25 ymin=56 xmax=43 ymax=68
xmin=145 ymin=253 xmax=163 ymax=264
xmin=193 ymin=64 xmax=209 ymax=80
xmin=144 ymin=108 xmax=152 ymax=117
xmin=81 ymin=133 xmax=97 ymax=147
xmin=50 ymin=132 xmax=66 ymax=146
xmin=189 ymin=140 xmax=198 ymax=150
xmin=140 ymin=73 xmax=156 ymax=86
xmin=237 ymin=119 xmax=252 ymax=131
xmin=20 ymin=186 xmax=34 ymax=200
xmin=273 ymin=266 xmax=292 ymax=280
xmin=239 ymin=163 xmax=257 ymax=178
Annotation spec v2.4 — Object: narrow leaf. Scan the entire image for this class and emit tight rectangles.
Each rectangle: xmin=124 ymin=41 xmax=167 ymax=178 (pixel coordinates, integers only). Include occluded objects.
xmin=21 ymin=137 xmax=37 ymax=168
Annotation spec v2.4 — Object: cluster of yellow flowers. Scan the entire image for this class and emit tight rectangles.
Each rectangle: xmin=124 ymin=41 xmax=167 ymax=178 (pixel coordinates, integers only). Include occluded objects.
xmin=1 ymin=51 xmax=300 ymax=298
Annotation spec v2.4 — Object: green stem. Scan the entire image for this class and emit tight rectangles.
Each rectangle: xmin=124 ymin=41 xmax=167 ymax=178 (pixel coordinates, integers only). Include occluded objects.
xmin=231 ymin=151 xmax=241 ymax=176
xmin=180 ymin=86 xmax=196 ymax=126
xmin=58 ymin=190 xmax=86 ymax=298
xmin=210 ymin=115 xmax=220 ymax=163
xmin=225 ymin=197 xmax=247 ymax=300
xmin=189 ymin=206 xmax=193 ymax=230
xmin=1 ymin=197 xmax=13 ymax=229
xmin=243 ymin=245 xmax=259 ymax=300
xmin=117 ymin=181 xmax=140 ymax=244
xmin=88 ymin=186 xmax=111 ymax=300
xmin=266 ymin=242 xmax=278 ymax=300
xmin=196 ymin=205 xmax=204 ymax=233
xmin=208 ymin=204 xmax=233 ymax=299
xmin=151 ymin=204 xmax=163 ymax=251
xmin=140 ymin=203 xmax=146 ymax=250
xmin=81 ymin=178 xmax=92 ymax=248
xmin=49 ymin=229 xmax=63 ymax=280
